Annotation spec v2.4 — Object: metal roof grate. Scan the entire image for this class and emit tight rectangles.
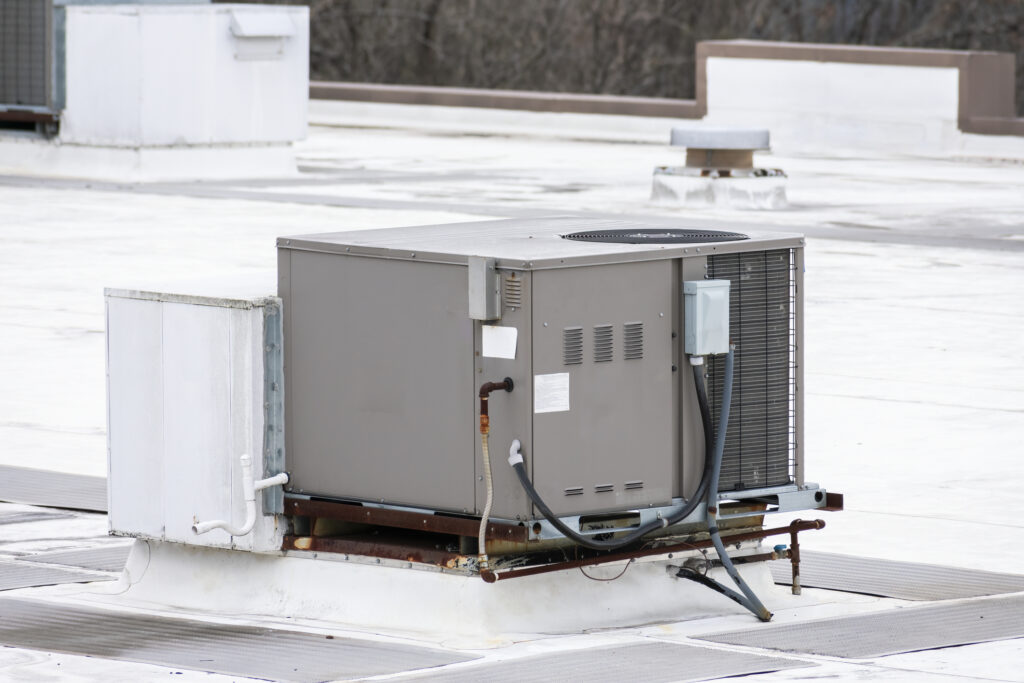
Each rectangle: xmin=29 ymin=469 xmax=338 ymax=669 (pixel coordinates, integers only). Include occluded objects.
xmin=0 ymin=465 xmax=107 ymax=512
xmin=0 ymin=561 xmax=111 ymax=592
xmin=698 ymin=593 xmax=1024 ymax=659
xmin=392 ymin=640 xmax=809 ymax=682
xmin=769 ymin=551 xmax=1024 ymax=601
xmin=0 ymin=597 xmax=476 ymax=682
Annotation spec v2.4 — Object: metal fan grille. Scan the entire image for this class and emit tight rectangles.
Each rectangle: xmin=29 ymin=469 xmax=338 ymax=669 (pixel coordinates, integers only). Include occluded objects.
xmin=562 ymin=228 xmax=748 ymax=244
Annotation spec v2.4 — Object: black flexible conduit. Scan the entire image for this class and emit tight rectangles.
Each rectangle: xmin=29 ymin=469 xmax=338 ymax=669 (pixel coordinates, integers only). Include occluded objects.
xmin=505 ymin=348 xmax=772 ymax=619
xmin=508 ymin=365 xmax=718 ymax=552
xmin=692 ymin=347 xmax=773 ymax=621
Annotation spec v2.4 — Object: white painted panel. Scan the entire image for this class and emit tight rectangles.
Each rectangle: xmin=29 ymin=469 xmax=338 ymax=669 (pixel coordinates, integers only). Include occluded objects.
xmin=107 ymin=291 xmax=284 ymax=552
xmin=160 ymin=302 xmax=234 ymax=546
xmin=707 ymin=58 xmax=958 ymax=119
xmin=822 ymin=62 xmax=958 ymax=119
xmin=138 ymin=10 xmax=217 ymax=146
xmin=705 ymin=57 xmax=960 ymax=154
xmin=208 ymin=8 xmax=309 ymax=143
xmin=62 ymin=5 xmax=307 ymax=148
xmin=106 ymin=297 xmax=164 ymax=536
xmin=62 ymin=9 xmax=143 ymax=146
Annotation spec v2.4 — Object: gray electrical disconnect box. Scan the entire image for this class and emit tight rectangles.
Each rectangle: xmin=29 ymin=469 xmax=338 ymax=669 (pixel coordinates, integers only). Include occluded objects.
xmin=683 ymin=279 xmax=731 ymax=356
xmin=277 ymin=217 xmax=805 ymax=523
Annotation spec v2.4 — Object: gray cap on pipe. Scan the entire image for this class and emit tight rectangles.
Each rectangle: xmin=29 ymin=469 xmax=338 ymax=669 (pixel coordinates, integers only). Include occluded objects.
xmin=670 ymin=127 xmax=770 ymax=150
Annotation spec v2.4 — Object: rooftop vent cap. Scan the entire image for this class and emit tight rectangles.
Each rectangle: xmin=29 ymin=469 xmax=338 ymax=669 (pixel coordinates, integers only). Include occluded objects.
xmin=670 ymin=127 xmax=770 ymax=151
xmin=562 ymin=228 xmax=749 ymax=244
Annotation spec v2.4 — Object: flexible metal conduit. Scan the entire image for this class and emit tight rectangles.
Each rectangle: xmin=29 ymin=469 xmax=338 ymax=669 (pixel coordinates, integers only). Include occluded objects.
xmin=505 ymin=365 xmax=715 ymax=552
xmin=696 ymin=346 xmax=773 ymax=621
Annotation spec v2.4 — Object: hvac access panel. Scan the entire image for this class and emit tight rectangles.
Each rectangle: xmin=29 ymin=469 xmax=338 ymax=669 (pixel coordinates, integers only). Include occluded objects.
xmin=528 ymin=261 xmax=675 ymax=517
xmin=280 ymin=251 xmax=477 ymax=513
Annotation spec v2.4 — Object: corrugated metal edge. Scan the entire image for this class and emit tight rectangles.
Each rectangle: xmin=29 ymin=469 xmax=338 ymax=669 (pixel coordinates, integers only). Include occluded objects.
xmin=768 ymin=550 xmax=1024 ymax=600
xmin=0 ymin=465 xmax=106 ymax=512
xmin=697 ymin=593 xmax=1024 ymax=659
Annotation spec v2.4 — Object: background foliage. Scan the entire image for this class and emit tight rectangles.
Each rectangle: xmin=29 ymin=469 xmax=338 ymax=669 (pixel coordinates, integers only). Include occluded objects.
xmin=239 ymin=0 xmax=1024 ymax=114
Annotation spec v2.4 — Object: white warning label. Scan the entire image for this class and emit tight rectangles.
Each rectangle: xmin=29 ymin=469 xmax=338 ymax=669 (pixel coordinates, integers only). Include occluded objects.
xmin=534 ymin=372 xmax=570 ymax=413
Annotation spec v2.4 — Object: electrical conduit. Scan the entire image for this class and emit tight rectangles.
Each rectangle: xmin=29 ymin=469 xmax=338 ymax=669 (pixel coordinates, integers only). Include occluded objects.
xmin=698 ymin=345 xmax=773 ymax=621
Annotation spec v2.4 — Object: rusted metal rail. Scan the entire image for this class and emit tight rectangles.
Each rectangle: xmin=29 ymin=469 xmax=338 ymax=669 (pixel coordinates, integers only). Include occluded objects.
xmin=480 ymin=519 xmax=824 ymax=583
xmin=285 ymin=496 xmax=529 ymax=543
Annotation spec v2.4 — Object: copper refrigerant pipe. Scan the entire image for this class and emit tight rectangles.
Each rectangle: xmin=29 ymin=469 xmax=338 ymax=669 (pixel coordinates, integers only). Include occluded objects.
xmin=476 ymin=377 xmax=514 ymax=573
xmin=478 ymin=378 xmax=513 ymax=433
xmin=480 ymin=519 xmax=825 ymax=583
xmin=790 ymin=518 xmax=803 ymax=595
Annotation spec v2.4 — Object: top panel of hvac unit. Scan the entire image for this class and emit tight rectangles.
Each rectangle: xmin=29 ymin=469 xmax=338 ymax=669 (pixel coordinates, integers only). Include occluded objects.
xmin=278 ymin=217 xmax=802 ymax=269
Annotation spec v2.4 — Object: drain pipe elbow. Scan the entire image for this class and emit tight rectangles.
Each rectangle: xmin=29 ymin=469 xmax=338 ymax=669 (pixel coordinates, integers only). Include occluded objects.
xmin=192 ymin=454 xmax=289 ymax=538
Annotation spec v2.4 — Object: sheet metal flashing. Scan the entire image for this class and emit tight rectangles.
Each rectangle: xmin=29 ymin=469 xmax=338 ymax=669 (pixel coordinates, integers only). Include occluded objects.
xmin=393 ymin=640 xmax=811 ymax=682
xmin=104 ymin=287 xmax=280 ymax=311
xmin=698 ymin=593 xmax=1024 ymax=659
xmin=277 ymin=216 xmax=803 ymax=270
xmin=0 ymin=597 xmax=477 ymax=682
xmin=769 ymin=550 xmax=1024 ymax=601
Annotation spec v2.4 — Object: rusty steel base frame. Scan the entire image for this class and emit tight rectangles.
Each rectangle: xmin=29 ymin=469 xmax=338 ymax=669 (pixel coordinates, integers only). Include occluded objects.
xmin=479 ymin=520 xmax=825 ymax=586
xmin=282 ymin=496 xmax=825 ymax=594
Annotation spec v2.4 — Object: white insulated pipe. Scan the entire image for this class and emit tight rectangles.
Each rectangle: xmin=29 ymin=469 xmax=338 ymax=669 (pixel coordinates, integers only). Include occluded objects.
xmin=192 ymin=454 xmax=289 ymax=537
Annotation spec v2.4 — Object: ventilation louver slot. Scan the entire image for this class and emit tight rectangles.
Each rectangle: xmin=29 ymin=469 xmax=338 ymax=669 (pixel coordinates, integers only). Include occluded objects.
xmin=594 ymin=484 xmax=614 ymax=493
xmin=623 ymin=322 xmax=644 ymax=360
xmin=563 ymin=327 xmax=583 ymax=365
xmin=593 ymin=324 xmax=613 ymax=362
xmin=504 ymin=275 xmax=522 ymax=310
xmin=624 ymin=480 xmax=644 ymax=491
xmin=707 ymin=249 xmax=796 ymax=493
xmin=564 ymin=486 xmax=584 ymax=496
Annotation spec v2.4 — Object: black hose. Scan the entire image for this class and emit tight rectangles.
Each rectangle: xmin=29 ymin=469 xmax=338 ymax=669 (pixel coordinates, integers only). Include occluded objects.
xmin=692 ymin=363 xmax=715 ymax=472
xmin=512 ymin=461 xmax=666 ymax=550
xmin=509 ymin=361 xmax=718 ymax=551
xmin=704 ymin=346 xmax=772 ymax=621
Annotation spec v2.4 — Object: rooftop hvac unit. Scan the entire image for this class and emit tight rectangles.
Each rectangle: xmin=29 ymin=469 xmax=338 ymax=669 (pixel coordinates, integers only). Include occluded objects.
xmin=278 ymin=217 xmax=838 ymax=619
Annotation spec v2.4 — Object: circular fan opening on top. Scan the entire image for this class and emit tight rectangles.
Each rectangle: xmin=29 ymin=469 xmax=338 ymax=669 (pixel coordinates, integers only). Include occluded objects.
xmin=561 ymin=228 xmax=749 ymax=244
